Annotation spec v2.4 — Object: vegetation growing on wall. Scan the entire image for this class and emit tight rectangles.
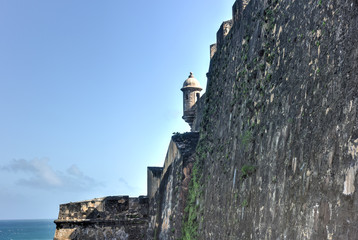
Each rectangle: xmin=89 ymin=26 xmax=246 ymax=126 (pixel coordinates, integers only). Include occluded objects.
xmin=181 ymin=141 xmax=207 ymax=240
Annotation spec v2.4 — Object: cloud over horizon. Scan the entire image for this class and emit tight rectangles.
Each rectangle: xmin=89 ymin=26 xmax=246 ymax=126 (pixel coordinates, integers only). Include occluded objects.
xmin=1 ymin=158 xmax=102 ymax=192
xmin=118 ymin=177 xmax=139 ymax=193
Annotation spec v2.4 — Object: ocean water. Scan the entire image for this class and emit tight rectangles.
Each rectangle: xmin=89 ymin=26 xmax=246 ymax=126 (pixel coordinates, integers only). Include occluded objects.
xmin=0 ymin=219 xmax=55 ymax=240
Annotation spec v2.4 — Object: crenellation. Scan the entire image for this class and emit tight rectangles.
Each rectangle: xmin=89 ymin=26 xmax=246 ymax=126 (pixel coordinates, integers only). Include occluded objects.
xmin=216 ymin=19 xmax=233 ymax=48
xmin=232 ymin=0 xmax=250 ymax=24
xmin=210 ymin=0 xmax=251 ymax=60
xmin=191 ymin=93 xmax=205 ymax=132
xmin=54 ymin=196 xmax=149 ymax=240
xmin=232 ymin=0 xmax=244 ymax=24
xmin=210 ymin=43 xmax=217 ymax=59
xmin=147 ymin=167 xmax=163 ymax=198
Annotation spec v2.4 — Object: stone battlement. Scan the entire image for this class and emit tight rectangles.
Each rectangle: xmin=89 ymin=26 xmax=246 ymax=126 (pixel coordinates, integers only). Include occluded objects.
xmin=212 ymin=0 xmax=251 ymax=57
xmin=54 ymin=196 xmax=149 ymax=240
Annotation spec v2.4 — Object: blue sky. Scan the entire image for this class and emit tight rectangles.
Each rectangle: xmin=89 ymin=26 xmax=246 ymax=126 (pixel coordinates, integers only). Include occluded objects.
xmin=0 ymin=0 xmax=233 ymax=220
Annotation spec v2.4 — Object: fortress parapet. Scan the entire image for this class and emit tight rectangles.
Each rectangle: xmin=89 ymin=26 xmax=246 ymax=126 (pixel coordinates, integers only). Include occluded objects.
xmin=147 ymin=167 xmax=163 ymax=199
xmin=233 ymin=0 xmax=249 ymax=24
xmin=147 ymin=132 xmax=200 ymax=239
xmin=216 ymin=20 xmax=233 ymax=48
xmin=210 ymin=44 xmax=217 ymax=59
xmin=211 ymin=0 xmax=251 ymax=58
xmin=54 ymin=196 xmax=149 ymax=239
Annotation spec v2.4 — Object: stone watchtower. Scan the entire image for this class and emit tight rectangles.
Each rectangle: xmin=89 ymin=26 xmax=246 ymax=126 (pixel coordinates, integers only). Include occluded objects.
xmin=181 ymin=72 xmax=202 ymax=129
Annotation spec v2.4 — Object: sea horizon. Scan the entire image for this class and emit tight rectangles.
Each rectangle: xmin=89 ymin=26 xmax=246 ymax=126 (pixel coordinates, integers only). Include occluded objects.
xmin=0 ymin=219 xmax=56 ymax=240
xmin=0 ymin=219 xmax=55 ymax=221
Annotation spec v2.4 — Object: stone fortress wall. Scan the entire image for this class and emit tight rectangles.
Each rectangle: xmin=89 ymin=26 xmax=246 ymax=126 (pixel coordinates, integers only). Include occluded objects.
xmin=54 ymin=196 xmax=149 ymax=240
xmin=54 ymin=132 xmax=199 ymax=240
xmin=54 ymin=0 xmax=358 ymax=239
xmin=183 ymin=0 xmax=358 ymax=239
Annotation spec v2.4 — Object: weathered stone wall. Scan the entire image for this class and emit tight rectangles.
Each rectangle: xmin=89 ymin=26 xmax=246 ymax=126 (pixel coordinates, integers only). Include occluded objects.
xmin=192 ymin=93 xmax=206 ymax=132
xmin=148 ymin=132 xmax=199 ymax=240
xmin=183 ymin=0 xmax=358 ymax=239
xmin=54 ymin=196 xmax=149 ymax=240
xmin=217 ymin=20 xmax=234 ymax=48
xmin=147 ymin=167 xmax=163 ymax=199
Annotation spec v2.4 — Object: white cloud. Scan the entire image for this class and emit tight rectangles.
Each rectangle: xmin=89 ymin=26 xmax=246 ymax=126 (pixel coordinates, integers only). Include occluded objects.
xmin=67 ymin=164 xmax=83 ymax=177
xmin=2 ymin=158 xmax=102 ymax=192
xmin=119 ymin=177 xmax=138 ymax=192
